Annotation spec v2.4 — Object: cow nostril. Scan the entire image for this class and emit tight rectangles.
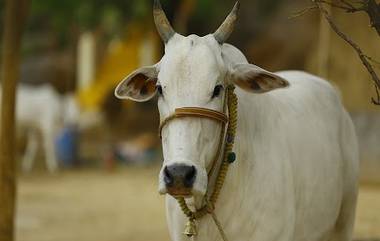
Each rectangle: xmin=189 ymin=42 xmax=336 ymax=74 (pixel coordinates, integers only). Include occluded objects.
xmin=183 ymin=166 xmax=196 ymax=188
xmin=163 ymin=166 xmax=174 ymax=186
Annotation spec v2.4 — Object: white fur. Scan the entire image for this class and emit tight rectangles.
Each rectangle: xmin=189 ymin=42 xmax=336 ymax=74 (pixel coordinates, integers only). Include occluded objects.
xmin=116 ymin=34 xmax=359 ymax=241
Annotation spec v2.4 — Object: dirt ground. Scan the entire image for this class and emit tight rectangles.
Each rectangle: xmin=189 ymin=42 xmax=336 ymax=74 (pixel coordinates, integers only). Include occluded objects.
xmin=16 ymin=166 xmax=380 ymax=241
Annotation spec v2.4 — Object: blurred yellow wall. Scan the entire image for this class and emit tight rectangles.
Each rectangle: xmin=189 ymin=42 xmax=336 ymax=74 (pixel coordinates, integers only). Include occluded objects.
xmin=78 ymin=24 xmax=160 ymax=111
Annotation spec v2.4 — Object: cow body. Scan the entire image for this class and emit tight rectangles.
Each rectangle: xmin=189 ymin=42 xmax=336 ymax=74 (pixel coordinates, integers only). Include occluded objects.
xmin=165 ymin=45 xmax=358 ymax=241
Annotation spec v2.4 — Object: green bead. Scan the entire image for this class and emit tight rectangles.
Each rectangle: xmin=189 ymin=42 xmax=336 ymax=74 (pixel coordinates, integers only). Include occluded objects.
xmin=227 ymin=152 xmax=236 ymax=163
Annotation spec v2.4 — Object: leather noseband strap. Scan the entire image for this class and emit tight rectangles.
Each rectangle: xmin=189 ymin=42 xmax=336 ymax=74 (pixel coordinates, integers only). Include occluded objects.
xmin=159 ymin=107 xmax=228 ymax=138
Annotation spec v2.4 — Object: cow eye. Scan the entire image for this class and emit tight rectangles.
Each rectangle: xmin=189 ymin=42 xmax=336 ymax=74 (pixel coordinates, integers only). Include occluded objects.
xmin=156 ymin=85 xmax=163 ymax=95
xmin=212 ymin=85 xmax=223 ymax=98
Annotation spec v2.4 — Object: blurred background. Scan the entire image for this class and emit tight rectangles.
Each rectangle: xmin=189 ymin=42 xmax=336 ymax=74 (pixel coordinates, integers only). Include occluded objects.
xmin=0 ymin=0 xmax=379 ymax=240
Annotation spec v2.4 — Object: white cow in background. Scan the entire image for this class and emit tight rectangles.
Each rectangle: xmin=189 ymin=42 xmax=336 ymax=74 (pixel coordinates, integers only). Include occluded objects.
xmin=6 ymin=84 xmax=79 ymax=173
xmin=115 ymin=1 xmax=359 ymax=241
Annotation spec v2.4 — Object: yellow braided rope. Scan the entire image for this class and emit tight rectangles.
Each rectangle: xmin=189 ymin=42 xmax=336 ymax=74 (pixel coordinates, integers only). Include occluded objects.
xmin=210 ymin=208 xmax=229 ymax=241
xmin=176 ymin=85 xmax=238 ymax=238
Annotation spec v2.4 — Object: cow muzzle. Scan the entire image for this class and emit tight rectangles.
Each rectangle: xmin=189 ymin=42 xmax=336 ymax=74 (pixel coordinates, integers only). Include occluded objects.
xmin=158 ymin=107 xmax=229 ymax=197
xmin=163 ymin=164 xmax=196 ymax=197
xmin=158 ymin=161 xmax=208 ymax=197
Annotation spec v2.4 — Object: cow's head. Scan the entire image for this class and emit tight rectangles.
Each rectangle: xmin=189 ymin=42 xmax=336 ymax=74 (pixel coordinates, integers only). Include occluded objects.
xmin=115 ymin=0 xmax=288 ymax=198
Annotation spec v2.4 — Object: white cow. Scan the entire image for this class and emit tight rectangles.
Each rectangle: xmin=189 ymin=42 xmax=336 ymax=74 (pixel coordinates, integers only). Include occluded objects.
xmin=2 ymin=84 xmax=79 ymax=173
xmin=115 ymin=1 xmax=359 ymax=241
xmin=18 ymin=84 xmax=63 ymax=172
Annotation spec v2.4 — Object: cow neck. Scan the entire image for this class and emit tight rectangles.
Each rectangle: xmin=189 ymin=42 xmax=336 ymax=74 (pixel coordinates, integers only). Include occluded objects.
xmin=176 ymin=85 xmax=238 ymax=238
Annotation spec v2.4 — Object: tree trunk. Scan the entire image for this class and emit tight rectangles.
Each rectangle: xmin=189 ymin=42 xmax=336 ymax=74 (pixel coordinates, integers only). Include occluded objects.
xmin=173 ymin=0 xmax=196 ymax=34
xmin=0 ymin=0 xmax=29 ymax=240
xmin=366 ymin=0 xmax=380 ymax=37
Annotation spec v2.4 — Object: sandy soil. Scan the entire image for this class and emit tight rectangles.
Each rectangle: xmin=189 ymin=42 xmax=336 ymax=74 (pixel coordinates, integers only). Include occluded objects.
xmin=355 ymin=184 xmax=380 ymax=239
xmin=16 ymin=167 xmax=380 ymax=241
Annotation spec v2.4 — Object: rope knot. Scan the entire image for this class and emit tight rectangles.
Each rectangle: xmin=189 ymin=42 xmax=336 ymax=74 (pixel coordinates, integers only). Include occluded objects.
xmin=205 ymin=199 xmax=215 ymax=213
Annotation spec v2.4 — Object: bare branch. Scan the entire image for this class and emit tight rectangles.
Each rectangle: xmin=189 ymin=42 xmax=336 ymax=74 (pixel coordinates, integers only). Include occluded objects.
xmin=366 ymin=0 xmax=380 ymax=36
xmin=289 ymin=5 xmax=318 ymax=19
xmin=340 ymin=0 xmax=357 ymax=9
xmin=317 ymin=0 xmax=366 ymax=12
xmin=340 ymin=0 xmax=366 ymax=11
xmin=316 ymin=0 xmax=380 ymax=36
xmin=372 ymin=84 xmax=380 ymax=105
xmin=365 ymin=55 xmax=380 ymax=67
xmin=314 ymin=0 xmax=380 ymax=105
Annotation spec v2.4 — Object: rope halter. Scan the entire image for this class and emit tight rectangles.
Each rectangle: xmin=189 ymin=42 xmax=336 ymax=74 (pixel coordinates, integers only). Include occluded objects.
xmin=159 ymin=107 xmax=228 ymax=139
xmin=158 ymin=85 xmax=238 ymax=240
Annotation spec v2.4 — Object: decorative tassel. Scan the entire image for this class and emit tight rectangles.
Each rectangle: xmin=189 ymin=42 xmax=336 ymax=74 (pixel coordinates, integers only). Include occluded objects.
xmin=227 ymin=152 xmax=236 ymax=163
xmin=183 ymin=219 xmax=197 ymax=237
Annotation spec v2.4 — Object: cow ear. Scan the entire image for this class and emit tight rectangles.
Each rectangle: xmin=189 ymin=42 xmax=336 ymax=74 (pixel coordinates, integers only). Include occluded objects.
xmin=115 ymin=66 xmax=158 ymax=102
xmin=230 ymin=64 xmax=289 ymax=93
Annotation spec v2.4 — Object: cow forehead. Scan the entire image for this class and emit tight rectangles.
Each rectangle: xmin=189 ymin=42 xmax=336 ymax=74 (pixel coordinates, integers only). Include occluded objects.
xmin=158 ymin=34 xmax=225 ymax=89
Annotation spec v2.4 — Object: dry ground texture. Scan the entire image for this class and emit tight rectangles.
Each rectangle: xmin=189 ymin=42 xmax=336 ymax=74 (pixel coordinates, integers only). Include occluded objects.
xmin=16 ymin=166 xmax=380 ymax=241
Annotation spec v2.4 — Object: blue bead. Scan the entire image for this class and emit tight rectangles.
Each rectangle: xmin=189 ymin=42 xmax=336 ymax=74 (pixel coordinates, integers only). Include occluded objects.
xmin=227 ymin=152 xmax=236 ymax=163
xmin=226 ymin=134 xmax=234 ymax=143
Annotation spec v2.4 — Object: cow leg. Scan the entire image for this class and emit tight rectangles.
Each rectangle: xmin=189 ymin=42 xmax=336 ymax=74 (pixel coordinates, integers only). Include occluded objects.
xmin=42 ymin=128 xmax=58 ymax=173
xmin=329 ymin=189 xmax=358 ymax=241
xmin=329 ymin=112 xmax=359 ymax=241
xmin=21 ymin=129 xmax=38 ymax=173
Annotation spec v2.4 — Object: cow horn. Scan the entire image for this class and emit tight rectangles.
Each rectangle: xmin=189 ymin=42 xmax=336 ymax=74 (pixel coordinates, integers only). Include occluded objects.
xmin=153 ymin=0 xmax=175 ymax=43
xmin=213 ymin=1 xmax=240 ymax=44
